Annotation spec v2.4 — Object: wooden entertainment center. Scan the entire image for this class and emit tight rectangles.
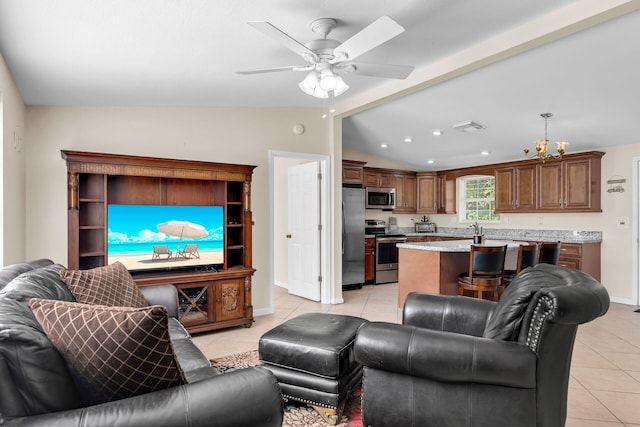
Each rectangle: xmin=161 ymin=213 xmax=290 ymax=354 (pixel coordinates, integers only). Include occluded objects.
xmin=61 ymin=150 xmax=256 ymax=333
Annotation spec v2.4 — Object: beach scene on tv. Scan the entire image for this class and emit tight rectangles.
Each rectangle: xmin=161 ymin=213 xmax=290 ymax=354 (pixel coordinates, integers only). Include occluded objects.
xmin=107 ymin=204 xmax=224 ymax=271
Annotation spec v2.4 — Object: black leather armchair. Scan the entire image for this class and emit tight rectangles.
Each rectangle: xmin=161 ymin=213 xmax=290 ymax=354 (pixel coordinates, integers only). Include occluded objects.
xmin=354 ymin=264 xmax=610 ymax=427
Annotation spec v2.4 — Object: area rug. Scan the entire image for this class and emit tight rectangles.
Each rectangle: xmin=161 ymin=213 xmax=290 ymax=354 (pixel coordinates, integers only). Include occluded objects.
xmin=211 ymin=350 xmax=363 ymax=427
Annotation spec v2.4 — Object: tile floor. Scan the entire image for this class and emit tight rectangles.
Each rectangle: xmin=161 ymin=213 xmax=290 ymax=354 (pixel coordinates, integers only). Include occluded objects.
xmin=191 ymin=283 xmax=640 ymax=426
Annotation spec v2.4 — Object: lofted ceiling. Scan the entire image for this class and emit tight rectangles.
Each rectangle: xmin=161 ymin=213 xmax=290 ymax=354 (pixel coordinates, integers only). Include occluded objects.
xmin=1 ymin=0 xmax=639 ymax=170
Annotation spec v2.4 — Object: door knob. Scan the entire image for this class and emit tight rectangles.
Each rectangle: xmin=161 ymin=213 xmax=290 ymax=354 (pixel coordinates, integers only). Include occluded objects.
xmin=286 ymin=234 xmax=292 ymax=238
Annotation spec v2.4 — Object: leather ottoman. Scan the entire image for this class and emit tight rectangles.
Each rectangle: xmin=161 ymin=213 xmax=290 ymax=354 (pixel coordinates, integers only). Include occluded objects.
xmin=259 ymin=312 xmax=368 ymax=424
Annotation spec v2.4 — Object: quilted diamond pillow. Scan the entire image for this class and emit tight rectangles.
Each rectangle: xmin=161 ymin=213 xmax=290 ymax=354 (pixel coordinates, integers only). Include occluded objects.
xmin=60 ymin=262 xmax=147 ymax=308
xmin=29 ymin=298 xmax=186 ymax=405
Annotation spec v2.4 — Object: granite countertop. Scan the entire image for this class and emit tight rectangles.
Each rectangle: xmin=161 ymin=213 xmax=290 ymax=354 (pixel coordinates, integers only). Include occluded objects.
xmin=401 ymin=227 xmax=602 ymax=244
xmin=397 ymin=239 xmax=523 ymax=252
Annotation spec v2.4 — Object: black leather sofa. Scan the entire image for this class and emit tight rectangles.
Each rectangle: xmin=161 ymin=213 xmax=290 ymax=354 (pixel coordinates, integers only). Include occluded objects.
xmin=354 ymin=264 xmax=610 ymax=427
xmin=0 ymin=259 xmax=283 ymax=427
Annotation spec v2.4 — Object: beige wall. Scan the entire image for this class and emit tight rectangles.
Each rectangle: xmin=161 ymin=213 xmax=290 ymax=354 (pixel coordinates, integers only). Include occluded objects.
xmin=344 ymin=144 xmax=640 ymax=303
xmin=0 ymin=53 xmax=26 ymax=265
xmin=24 ymin=106 xmax=329 ymax=314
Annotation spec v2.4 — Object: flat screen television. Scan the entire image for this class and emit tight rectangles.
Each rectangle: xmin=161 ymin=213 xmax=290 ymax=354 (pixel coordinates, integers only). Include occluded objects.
xmin=107 ymin=204 xmax=224 ymax=273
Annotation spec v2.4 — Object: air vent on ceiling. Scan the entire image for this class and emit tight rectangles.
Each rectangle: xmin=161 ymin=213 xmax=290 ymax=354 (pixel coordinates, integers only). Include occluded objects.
xmin=452 ymin=121 xmax=486 ymax=132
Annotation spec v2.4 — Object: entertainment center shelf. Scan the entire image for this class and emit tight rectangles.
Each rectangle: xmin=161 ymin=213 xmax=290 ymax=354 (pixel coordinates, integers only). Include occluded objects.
xmin=62 ymin=150 xmax=256 ymax=333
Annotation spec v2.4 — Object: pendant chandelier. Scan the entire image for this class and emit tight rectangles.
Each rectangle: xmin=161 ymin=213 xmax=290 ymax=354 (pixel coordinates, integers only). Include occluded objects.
xmin=524 ymin=113 xmax=569 ymax=162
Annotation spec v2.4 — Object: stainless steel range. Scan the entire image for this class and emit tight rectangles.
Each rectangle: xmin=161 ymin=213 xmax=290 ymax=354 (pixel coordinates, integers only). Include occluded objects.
xmin=365 ymin=220 xmax=407 ymax=284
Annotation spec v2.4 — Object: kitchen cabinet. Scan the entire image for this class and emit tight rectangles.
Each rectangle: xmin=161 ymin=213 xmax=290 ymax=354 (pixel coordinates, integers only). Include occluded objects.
xmin=417 ymin=172 xmax=438 ymax=213
xmin=558 ymin=242 xmax=601 ymax=281
xmin=364 ymin=237 xmax=375 ymax=283
xmin=393 ymin=172 xmax=417 ymax=213
xmin=342 ymin=160 xmax=366 ymax=186
xmin=437 ymin=173 xmax=457 ymax=214
xmin=495 ymin=164 xmax=536 ymax=212
xmin=536 ymin=153 xmax=603 ymax=212
xmin=364 ymin=168 xmax=395 ymax=188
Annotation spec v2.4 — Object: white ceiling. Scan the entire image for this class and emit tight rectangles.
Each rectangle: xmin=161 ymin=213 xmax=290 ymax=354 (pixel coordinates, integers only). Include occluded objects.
xmin=1 ymin=0 xmax=639 ymax=170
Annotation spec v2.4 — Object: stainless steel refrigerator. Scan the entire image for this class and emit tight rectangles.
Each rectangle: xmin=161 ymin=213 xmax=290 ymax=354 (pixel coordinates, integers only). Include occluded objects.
xmin=342 ymin=187 xmax=365 ymax=288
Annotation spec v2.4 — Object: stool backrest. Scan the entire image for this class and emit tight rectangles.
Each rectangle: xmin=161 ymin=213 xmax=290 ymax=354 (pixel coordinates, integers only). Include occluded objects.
xmin=469 ymin=245 xmax=507 ymax=278
xmin=516 ymin=243 xmax=539 ymax=273
xmin=539 ymin=242 xmax=561 ymax=265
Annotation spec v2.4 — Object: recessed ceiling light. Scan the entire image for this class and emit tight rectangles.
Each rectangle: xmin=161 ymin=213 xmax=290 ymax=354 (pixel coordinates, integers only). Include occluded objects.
xmin=380 ymin=143 xmax=388 ymax=148
xmin=321 ymin=114 xmax=327 ymax=119
xmin=427 ymin=159 xmax=435 ymax=164
xmin=404 ymin=137 xmax=413 ymax=143
xmin=481 ymin=150 xmax=490 ymax=155
xmin=432 ymin=129 xmax=443 ymax=136
xmin=329 ymin=108 xmax=335 ymax=113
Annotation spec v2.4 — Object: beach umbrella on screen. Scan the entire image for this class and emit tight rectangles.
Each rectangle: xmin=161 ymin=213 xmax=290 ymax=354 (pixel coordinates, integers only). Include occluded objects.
xmin=157 ymin=220 xmax=208 ymax=250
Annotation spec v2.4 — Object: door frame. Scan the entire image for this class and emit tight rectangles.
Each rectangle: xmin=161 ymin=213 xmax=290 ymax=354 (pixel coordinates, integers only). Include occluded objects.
xmin=632 ymin=156 xmax=640 ymax=306
xmin=267 ymin=150 xmax=331 ymax=313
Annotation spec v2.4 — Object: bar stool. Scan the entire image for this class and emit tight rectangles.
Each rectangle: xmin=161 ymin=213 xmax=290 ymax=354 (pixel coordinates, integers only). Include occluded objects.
xmin=539 ymin=241 xmax=561 ymax=265
xmin=502 ymin=243 xmax=539 ymax=288
xmin=458 ymin=244 xmax=507 ymax=301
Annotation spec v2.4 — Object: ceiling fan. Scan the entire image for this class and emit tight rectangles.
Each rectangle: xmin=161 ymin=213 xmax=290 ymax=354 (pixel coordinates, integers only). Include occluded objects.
xmin=236 ymin=16 xmax=414 ymax=99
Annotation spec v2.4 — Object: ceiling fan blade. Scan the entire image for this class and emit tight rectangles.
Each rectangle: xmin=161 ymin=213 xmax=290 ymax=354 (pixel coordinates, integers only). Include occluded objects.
xmin=236 ymin=65 xmax=307 ymax=75
xmin=331 ymin=16 xmax=405 ymax=63
xmin=347 ymin=62 xmax=414 ymax=79
xmin=248 ymin=21 xmax=318 ymax=61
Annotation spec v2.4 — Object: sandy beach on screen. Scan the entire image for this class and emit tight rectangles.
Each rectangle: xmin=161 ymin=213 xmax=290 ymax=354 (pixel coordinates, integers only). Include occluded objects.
xmin=109 ymin=250 xmax=223 ymax=269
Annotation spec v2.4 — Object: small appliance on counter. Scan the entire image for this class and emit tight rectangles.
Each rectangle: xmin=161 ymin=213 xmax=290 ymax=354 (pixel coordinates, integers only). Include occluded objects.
xmin=415 ymin=216 xmax=436 ymax=233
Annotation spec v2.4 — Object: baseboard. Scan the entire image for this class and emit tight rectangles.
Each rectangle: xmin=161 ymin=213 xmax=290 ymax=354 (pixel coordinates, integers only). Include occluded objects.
xmin=609 ymin=296 xmax=637 ymax=306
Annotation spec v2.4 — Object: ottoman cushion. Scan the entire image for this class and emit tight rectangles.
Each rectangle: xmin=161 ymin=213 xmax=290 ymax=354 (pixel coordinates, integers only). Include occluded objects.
xmin=259 ymin=313 xmax=368 ymax=378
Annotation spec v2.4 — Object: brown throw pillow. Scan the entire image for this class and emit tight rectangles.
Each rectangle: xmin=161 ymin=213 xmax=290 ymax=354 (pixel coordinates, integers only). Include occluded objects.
xmin=60 ymin=262 xmax=147 ymax=308
xmin=29 ymin=298 xmax=186 ymax=405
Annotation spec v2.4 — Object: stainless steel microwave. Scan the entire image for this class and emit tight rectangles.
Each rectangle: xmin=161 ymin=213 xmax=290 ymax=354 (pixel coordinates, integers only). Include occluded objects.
xmin=365 ymin=187 xmax=396 ymax=210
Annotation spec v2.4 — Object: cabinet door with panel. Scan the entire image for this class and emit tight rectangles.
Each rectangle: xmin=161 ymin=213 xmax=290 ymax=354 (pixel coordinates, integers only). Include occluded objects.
xmin=495 ymin=165 xmax=536 ymax=212
xmin=364 ymin=168 xmax=395 ymax=188
xmin=495 ymin=167 xmax=516 ymax=212
xmin=342 ymin=160 xmax=366 ymax=186
xmin=364 ymin=237 xmax=375 ymax=283
xmin=537 ymin=154 xmax=601 ymax=212
xmin=215 ymin=278 xmax=246 ymax=323
xmin=393 ymin=173 xmax=417 ymax=213
xmin=437 ymin=174 xmax=456 ymax=214
xmin=417 ymin=173 xmax=438 ymax=213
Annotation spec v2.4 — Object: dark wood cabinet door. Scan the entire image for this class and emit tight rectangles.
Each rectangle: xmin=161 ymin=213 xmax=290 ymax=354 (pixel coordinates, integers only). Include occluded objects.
xmin=495 ymin=167 xmax=515 ymax=212
xmin=364 ymin=238 xmax=375 ymax=283
xmin=515 ymin=165 xmax=536 ymax=210
xmin=417 ymin=174 xmax=437 ymax=213
xmin=564 ymin=158 xmax=592 ymax=210
xmin=537 ymin=162 xmax=564 ymax=210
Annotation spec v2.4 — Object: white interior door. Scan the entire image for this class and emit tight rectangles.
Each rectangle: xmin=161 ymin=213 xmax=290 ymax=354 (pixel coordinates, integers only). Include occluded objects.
xmin=287 ymin=161 xmax=321 ymax=301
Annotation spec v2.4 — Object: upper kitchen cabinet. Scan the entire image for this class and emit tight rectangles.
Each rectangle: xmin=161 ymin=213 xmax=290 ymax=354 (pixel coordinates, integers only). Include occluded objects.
xmin=495 ymin=164 xmax=536 ymax=212
xmin=417 ymin=172 xmax=438 ymax=214
xmin=393 ymin=171 xmax=417 ymax=213
xmin=437 ymin=173 xmax=456 ymax=214
xmin=536 ymin=151 xmax=603 ymax=212
xmin=342 ymin=160 xmax=366 ymax=186
xmin=364 ymin=167 xmax=395 ymax=188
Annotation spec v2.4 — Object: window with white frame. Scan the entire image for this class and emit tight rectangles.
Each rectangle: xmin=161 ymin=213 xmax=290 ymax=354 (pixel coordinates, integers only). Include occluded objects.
xmin=459 ymin=175 xmax=500 ymax=222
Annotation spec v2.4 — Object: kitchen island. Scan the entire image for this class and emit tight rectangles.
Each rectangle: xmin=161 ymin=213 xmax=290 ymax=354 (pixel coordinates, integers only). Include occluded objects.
xmin=396 ymin=239 xmax=522 ymax=308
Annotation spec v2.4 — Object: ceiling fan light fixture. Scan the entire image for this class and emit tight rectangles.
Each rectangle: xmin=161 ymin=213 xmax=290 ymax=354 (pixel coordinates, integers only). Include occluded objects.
xmin=299 ymin=71 xmax=329 ymax=98
xmin=332 ymin=75 xmax=349 ymax=96
xmin=319 ymin=68 xmax=338 ymax=91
